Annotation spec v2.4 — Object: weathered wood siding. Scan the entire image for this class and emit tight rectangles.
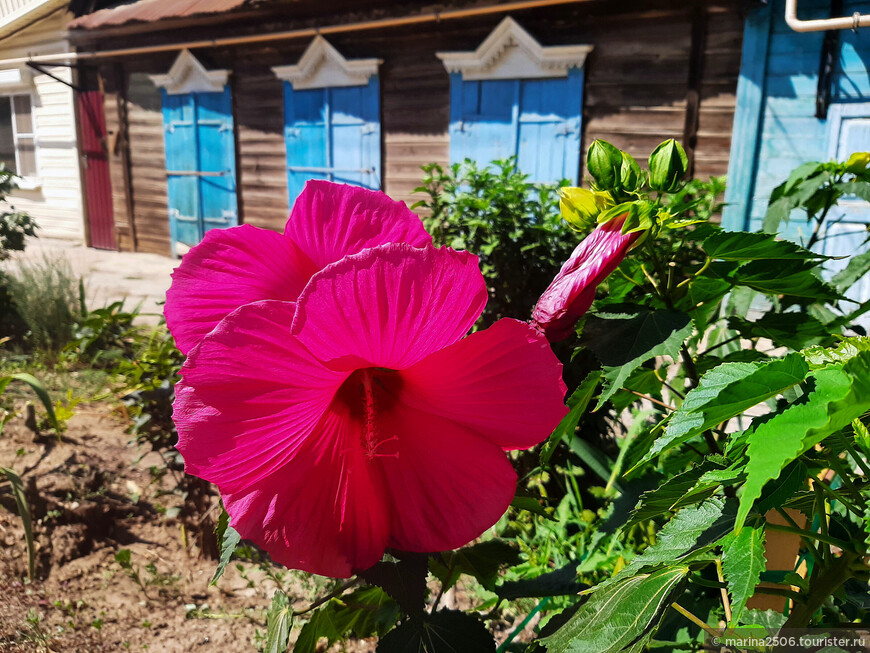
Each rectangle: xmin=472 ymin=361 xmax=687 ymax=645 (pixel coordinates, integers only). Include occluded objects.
xmin=89 ymin=0 xmax=744 ymax=255
xmin=0 ymin=11 xmax=84 ymax=240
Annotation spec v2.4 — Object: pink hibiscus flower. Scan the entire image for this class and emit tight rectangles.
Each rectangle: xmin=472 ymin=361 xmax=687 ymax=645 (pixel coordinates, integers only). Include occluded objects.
xmin=532 ymin=214 xmax=642 ymax=342
xmin=165 ymin=180 xmax=432 ymax=355
xmin=172 ymin=242 xmax=567 ymax=578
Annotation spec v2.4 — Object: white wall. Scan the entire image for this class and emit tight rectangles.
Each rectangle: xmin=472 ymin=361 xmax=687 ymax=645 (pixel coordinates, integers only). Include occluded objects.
xmin=0 ymin=11 xmax=84 ymax=241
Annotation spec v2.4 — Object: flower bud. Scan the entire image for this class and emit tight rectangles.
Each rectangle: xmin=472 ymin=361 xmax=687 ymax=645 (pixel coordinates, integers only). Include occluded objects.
xmin=532 ymin=214 xmax=643 ymax=342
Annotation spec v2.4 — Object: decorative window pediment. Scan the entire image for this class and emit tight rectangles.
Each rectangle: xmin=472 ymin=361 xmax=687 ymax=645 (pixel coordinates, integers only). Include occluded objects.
xmin=436 ymin=16 xmax=592 ymax=81
xmin=150 ymin=49 xmax=229 ymax=95
xmin=0 ymin=67 xmax=31 ymax=92
xmin=272 ymin=36 xmax=382 ymax=90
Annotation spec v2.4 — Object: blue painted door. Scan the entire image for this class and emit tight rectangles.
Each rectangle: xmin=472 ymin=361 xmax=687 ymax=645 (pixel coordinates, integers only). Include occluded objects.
xmin=283 ymin=77 xmax=381 ymax=205
xmin=162 ymin=86 xmax=237 ymax=253
xmin=448 ymin=68 xmax=583 ymax=183
xmin=824 ymin=107 xmax=870 ymax=318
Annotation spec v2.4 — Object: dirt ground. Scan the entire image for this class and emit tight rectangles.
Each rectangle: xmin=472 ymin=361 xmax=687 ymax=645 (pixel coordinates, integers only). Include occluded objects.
xmin=0 ymin=401 xmax=368 ymax=653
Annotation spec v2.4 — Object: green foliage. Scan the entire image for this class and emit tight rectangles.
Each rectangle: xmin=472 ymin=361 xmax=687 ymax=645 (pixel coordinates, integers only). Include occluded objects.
xmin=264 ymin=590 xmax=293 ymax=653
xmin=377 ymin=610 xmax=494 ymax=653
xmin=413 ymin=158 xmax=575 ymax=324
xmin=540 ymin=567 xmax=689 ymax=653
xmin=65 ymin=298 xmax=141 ymax=367
xmin=0 ymin=372 xmax=59 ymax=433
xmin=296 ymin=587 xmax=401 ymax=653
xmin=0 ymin=166 xmax=36 ymax=260
xmin=3 ymin=253 xmax=82 ymax=353
xmin=0 ymin=466 xmax=34 ymax=578
xmin=211 ymin=507 xmax=241 ymax=585
xmin=720 ymin=521 xmax=766 ymax=623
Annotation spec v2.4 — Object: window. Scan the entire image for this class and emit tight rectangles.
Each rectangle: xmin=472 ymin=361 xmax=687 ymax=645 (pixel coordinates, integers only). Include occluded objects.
xmin=273 ymin=37 xmax=382 ymax=205
xmin=0 ymin=95 xmax=37 ymax=176
xmin=437 ymin=17 xmax=592 ymax=183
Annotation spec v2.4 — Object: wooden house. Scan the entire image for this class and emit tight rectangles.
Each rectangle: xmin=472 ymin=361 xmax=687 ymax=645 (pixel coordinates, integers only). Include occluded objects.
xmin=723 ymin=0 xmax=870 ymax=305
xmin=61 ymin=0 xmax=748 ymax=257
xmin=0 ymin=0 xmax=85 ymax=241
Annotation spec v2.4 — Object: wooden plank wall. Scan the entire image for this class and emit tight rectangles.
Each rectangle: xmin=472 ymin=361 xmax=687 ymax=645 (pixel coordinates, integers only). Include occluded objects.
xmin=94 ymin=0 xmax=745 ymax=254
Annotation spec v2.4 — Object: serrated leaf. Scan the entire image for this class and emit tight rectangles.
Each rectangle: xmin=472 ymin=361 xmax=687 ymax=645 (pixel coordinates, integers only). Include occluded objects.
xmin=296 ymin=587 xmax=401 ymax=653
xmin=832 ymin=249 xmax=870 ymax=294
xmin=802 ymin=336 xmax=870 ymax=369
xmin=735 ymin=260 xmax=841 ymax=301
xmin=678 ymin=276 xmax=732 ymax=332
xmin=754 ymin=460 xmax=808 ymax=514
xmin=580 ymin=308 xmax=692 ymax=409
xmin=721 ymin=521 xmax=766 ymax=623
xmin=704 ymin=231 xmax=830 ymax=261
xmin=646 ymin=354 xmax=809 ymax=461
xmin=740 ymin=608 xmax=788 ymax=630
xmin=729 ymin=313 xmax=837 ymax=350
xmin=736 ymin=351 xmax=870 ymax=532
xmin=541 ymin=371 xmax=601 ymax=466
xmin=377 ymin=610 xmax=495 ymax=653
xmin=540 ymin=566 xmax=689 ymax=653
xmin=210 ymin=509 xmax=240 ymax=585
xmin=264 ymin=590 xmax=293 ymax=653
xmin=610 ymin=499 xmax=731 ymax=585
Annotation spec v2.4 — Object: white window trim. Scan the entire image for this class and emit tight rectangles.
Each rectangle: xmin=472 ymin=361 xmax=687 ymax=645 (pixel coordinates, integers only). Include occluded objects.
xmin=150 ymin=49 xmax=230 ymax=95
xmin=272 ymin=36 xmax=382 ymax=90
xmin=1 ymin=92 xmax=40 ymax=187
xmin=436 ymin=16 xmax=592 ymax=81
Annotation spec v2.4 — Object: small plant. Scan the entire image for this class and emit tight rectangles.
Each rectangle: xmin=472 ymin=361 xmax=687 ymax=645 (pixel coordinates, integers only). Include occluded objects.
xmin=413 ymin=158 xmax=576 ymax=324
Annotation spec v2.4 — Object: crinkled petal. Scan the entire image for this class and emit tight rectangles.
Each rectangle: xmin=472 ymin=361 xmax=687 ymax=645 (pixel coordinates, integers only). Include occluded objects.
xmin=174 ymin=300 xmax=346 ymax=493
xmin=166 ymin=225 xmax=317 ymax=355
xmin=397 ymin=319 xmax=568 ymax=450
xmin=292 ymin=244 xmax=487 ymax=370
xmin=375 ymin=400 xmax=517 ymax=552
xmin=285 ymin=180 xmax=432 ymax=269
xmin=222 ymin=402 xmax=390 ymax=578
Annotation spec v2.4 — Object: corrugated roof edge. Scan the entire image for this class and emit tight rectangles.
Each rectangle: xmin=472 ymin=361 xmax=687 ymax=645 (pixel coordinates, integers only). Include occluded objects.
xmin=68 ymin=0 xmax=257 ymax=30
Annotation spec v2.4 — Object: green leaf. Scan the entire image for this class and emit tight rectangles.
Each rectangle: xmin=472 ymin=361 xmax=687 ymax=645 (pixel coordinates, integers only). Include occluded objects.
xmin=360 ymin=556 xmax=427 ymax=615
xmin=832 ymin=248 xmax=870 ymax=294
xmin=376 ymin=610 xmax=495 ymax=653
xmin=540 ymin=371 xmax=601 ymax=466
xmin=570 ymin=437 xmax=618 ymax=489
xmin=703 ymin=231 xmax=830 ymax=261
xmin=646 ymin=354 xmax=809 ymax=461
xmin=736 ymin=351 xmax=870 ymax=532
xmin=510 ymin=495 xmax=554 ymax=520
xmin=580 ymin=308 xmax=692 ymax=409
xmin=0 ymin=467 xmax=34 ymax=579
xmin=677 ymin=276 xmax=732 ymax=332
xmin=612 ymin=499 xmax=731 ymax=584
xmin=728 ymin=313 xmax=836 ymax=350
xmin=1 ymin=373 xmax=58 ymax=432
xmin=721 ymin=521 xmax=766 ymax=623
xmin=264 ymin=590 xmax=293 ymax=653
xmin=496 ymin=562 xmax=586 ymax=600
xmin=210 ymin=509 xmax=240 ymax=585
xmin=430 ymin=540 xmax=520 ymax=592
xmin=648 ymin=139 xmax=688 ymax=192
xmin=297 ymin=586 xmax=400 ymax=652
xmin=735 ymin=259 xmax=841 ymax=301
xmin=740 ymin=608 xmax=788 ymax=630
xmin=540 ymin=566 xmax=689 ymax=653
xmin=802 ymin=336 xmax=870 ymax=369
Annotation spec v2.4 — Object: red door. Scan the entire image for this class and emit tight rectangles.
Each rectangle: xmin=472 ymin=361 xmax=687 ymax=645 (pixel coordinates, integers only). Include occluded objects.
xmin=79 ymin=90 xmax=115 ymax=250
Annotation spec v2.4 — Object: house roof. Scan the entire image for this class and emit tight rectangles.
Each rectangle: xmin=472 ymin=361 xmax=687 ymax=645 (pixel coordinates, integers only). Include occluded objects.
xmin=68 ymin=0 xmax=264 ymax=30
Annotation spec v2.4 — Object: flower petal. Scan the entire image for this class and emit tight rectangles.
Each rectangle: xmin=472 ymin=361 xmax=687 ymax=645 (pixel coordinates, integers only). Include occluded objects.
xmin=285 ymin=180 xmax=432 ymax=269
xmin=397 ymin=319 xmax=568 ymax=450
xmin=375 ymin=400 xmax=517 ymax=553
xmin=174 ymin=300 xmax=346 ymax=493
xmin=165 ymin=225 xmax=317 ymax=355
xmin=222 ymin=402 xmax=390 ymax=578
xmin=292 ymin=244 xmax=488 ymax=370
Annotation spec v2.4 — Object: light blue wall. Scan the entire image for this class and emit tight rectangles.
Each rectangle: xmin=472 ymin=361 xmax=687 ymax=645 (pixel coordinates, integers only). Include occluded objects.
xmin=724 ymin=0 xmax=870 ymax=242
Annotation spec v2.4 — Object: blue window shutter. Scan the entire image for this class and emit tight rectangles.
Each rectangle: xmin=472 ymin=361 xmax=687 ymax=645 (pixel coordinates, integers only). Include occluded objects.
xmin=284 ymin=77 xmax=381 ymax=208
xmin=162 ymin=86 xmax=237 ymax=252
xmin=448 ymin=71 xmax=583 ymax=183
xmin=195 ymin=87 xmax=238 ymax=236
xmin=517 ymin=68 xmax=583 ymax=183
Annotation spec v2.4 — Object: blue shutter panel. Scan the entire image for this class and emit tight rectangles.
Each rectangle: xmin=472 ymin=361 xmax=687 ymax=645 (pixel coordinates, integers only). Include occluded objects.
xmin=448 ymin=70 xmax=583 ymax=183
xmin=195 ymin=87 xmax=237 ymax=235
xmin=162 ymin=86 xmax=237 ymax=252
xmin=284 ymin=77 xmax=381 ymax=208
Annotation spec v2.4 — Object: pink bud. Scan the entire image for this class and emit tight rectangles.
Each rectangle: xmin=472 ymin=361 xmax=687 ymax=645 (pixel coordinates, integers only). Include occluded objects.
xmin=532 ymin=215 xmax=641 ymax=342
